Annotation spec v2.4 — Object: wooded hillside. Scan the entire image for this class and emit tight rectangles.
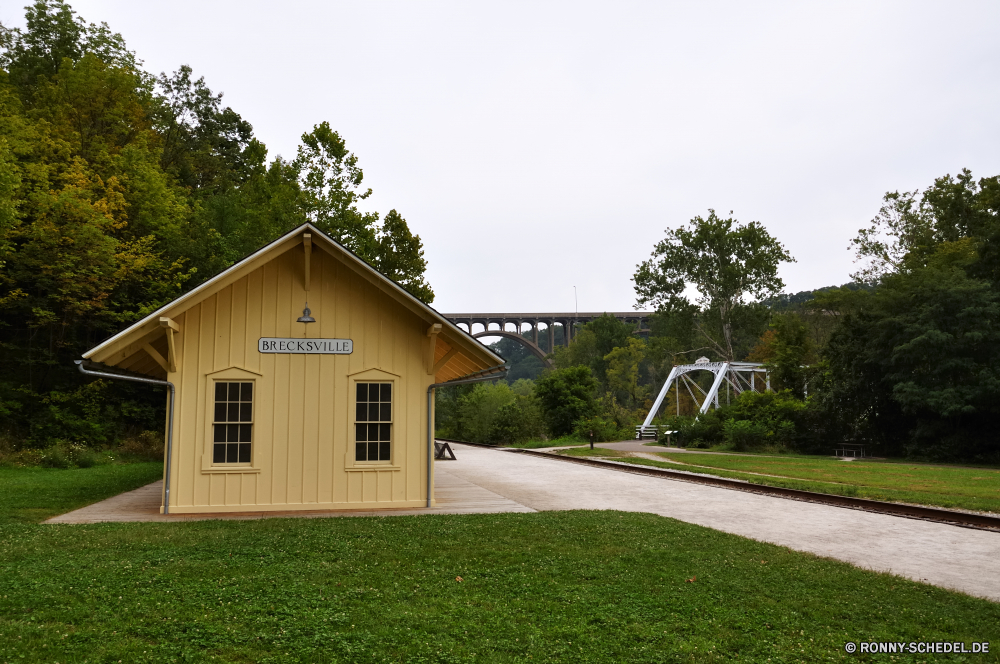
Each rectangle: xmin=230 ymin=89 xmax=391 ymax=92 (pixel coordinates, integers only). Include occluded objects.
xmin=0 ymin=1 xmax=433 ymax=446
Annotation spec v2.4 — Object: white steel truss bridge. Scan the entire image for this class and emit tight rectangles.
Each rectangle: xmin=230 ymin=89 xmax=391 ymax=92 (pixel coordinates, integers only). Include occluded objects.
xmin=641 ymin=360 xmax=770 ymax=429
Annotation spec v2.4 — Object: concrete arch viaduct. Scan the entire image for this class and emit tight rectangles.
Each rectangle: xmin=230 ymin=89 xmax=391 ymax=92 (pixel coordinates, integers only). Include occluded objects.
xmin=444 ymin=312 xmax=654 ymax=368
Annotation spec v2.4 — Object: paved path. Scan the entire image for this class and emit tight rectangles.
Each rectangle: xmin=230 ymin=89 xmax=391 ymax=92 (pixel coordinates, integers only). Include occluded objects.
xmin=44 ymin=465 xmax=533 ymax=524
xmin=447 ymin=444 xmax=1000 ymax=602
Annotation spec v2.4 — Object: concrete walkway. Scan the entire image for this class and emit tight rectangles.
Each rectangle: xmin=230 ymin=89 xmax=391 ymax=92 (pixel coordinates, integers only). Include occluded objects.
xmin=448 ymin=443 xmax=1000 ymax=602
xmin=44 ymin=464 xmax=534 ymax=524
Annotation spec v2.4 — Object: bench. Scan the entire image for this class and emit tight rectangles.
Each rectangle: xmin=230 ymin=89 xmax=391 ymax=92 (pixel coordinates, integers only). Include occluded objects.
xmin=634 ymin=426 xmax=677 ymax=446
xmin=434 ymin=441 xmax=457 ymax=460
xmin=834 ymin=443 xmax=867 ymax=458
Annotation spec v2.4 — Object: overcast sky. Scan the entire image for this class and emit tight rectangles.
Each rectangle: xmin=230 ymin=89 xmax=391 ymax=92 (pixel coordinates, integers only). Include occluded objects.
xmin=4 ymin=1 xmax=999 ymax=314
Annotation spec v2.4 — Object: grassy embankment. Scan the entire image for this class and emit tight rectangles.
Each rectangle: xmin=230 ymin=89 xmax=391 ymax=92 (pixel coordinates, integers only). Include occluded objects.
xmin=607 ymin=451 xmax=1000 ymax=514
xmin=558 ymin=446 xmax=631 ymax=458
xmin=2 ymin=464 xmax=999 ymax=662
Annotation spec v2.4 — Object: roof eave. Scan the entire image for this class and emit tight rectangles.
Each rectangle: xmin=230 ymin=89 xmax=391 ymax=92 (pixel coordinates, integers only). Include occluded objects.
xmin=83 ymin=223 xmax=505 ymax=370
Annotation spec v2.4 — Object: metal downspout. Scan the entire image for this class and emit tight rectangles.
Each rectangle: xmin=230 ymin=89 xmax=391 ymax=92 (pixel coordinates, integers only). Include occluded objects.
xmin=75 ymin=360 xmax=176 ymax=515
xmin=426 ymin=365 xmax=508 ymax=508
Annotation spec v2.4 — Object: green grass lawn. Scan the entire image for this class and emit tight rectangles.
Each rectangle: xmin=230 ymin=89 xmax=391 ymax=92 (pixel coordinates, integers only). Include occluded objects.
xmin=497 ymin=436 xmax=589 ymax=449
xmin=2 ymin=510 xmax=998 ymax=663
xmin=619 ymin=453 xmax=1000 ymax=514
xmin=557 ymin=447 xmax=631 ymax=458
xmin=2 ymin=464 xmax=998 ymax=662
xmin=0 ymin=463 xmax=164 ymax=524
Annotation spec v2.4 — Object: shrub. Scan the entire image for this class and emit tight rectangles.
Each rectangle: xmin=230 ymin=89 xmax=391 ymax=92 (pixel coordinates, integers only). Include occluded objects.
xmin=118 ymin=431 xmax=164 ymax=462
xmin=573 ymin=416 xmax=626 ymax=443
xmin=485 ymin=398 xmax=545 ymax=446
xmin=671 ymin=410 xmax=724 ymax=448
xmin=455 ymin=382 xmax=517 ymax=443
xmin=39 ymin=445 xmax=71 ymax=469
xmin=75 ymin=449 xmax=98 ymax=467
xmin=723 ymin=419 xmax=766 ymax=451
xmin=660 ymin=389 xmax=807 ymax=451
xmin=450 ymin=382 xmax=545 ymax=445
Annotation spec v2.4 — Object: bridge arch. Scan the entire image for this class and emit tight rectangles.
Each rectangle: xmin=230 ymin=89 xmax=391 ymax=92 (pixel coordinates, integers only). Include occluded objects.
xmin=472 ymin=330 xmax=553 ymax=368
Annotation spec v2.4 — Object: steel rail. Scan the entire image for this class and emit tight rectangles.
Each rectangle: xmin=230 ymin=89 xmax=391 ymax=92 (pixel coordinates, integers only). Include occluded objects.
xmin=512 ymin=448 xmax=1000 ymax=531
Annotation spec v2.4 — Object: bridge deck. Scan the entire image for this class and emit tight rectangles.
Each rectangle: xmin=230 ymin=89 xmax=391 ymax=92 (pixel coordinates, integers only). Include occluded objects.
xmin=443 ymin=312 xmax=653 ymax=320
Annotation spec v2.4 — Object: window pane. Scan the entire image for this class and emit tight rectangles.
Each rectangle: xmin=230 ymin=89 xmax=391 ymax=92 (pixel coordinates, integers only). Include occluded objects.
xmin=240 ymin=383 xmax=253 ymax=402
xmin=380 ymin=383 xmax=391 ymax=402
xmin=356 ymin=383 xmax=368 ymax=403
xmin=239 ymin=403 xmax=252 ymax=422
xmin=227 ymin=424 xmax=240 ymax=443
xmin=355 ymin=423 xmax=367 ymax=442
xmin=225 ymin=403 xmax=237 ymax=422
xmin=239 ymin=424 xmax=252 ymax=442
xmin=379 ymin=441 xmax=390 ymax=461
xmin=356 ymin=403 xmax=367 ymax=422
xmin=380 ymin=423 xmax=391 ymax=442
xmin=214 ymin=403 xmax=226 ymax=423
xmin=226 ymin=443 xmax=239 ymax=463
xmin=213 ymin=424 xmax=225 ymax=443
xmin=215 ymin=382 xmax=227 ymax=402
xmin=228 ymin=383 xmax=240 ymax=401
xmin=213 ymin=443 xmax=226 ymax=463
xmin=366 ymin=403 xmax=378 ymax=421
xmin=238 ymin=443 xmax=251 ymax=463
xmin=368 ymin=442 xmax=379 ymax=461
xmin=379 ymin=403 xmax=391 ymax=422
xmin=369 ymin=423 xmax=381 ymax=442
xmin=355 ymin=442 xmax=367 ymax=461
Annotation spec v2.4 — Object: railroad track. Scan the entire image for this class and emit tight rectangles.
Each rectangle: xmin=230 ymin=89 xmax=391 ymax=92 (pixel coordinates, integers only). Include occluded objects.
xmin=435 ymin=439 xmax=1000 ymax=532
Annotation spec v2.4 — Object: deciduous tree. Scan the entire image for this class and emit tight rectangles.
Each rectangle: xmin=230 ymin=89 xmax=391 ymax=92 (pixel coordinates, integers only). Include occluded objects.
xmin=633 ymin=210 xmax=793 ymax=361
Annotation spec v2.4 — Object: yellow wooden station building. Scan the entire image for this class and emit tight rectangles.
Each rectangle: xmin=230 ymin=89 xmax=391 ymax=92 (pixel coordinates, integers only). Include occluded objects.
xmin=78 ymin=223 xmax=505 ymax=515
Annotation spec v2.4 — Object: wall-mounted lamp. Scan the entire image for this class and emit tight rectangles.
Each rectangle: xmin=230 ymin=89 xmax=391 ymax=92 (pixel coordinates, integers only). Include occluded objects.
xmin=297 ymin=303 xmax=315 ymax=323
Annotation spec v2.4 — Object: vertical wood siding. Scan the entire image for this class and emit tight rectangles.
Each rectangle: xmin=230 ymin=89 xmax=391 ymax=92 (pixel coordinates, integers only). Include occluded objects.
xmin=166 ymin=245 xmax=431 ymax=513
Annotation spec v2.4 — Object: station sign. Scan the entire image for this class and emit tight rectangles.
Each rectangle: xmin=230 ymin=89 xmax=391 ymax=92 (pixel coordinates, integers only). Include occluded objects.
xmin=258 ymin=338 xmax=353 ymax=354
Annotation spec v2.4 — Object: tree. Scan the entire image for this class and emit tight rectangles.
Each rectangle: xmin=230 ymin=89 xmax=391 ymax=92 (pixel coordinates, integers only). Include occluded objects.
xmin=295 ymin=122 xmax=434 ymax=302
xmin=534 ymin=366 xmax=598 ymax=436
xmin=826 ymin=169 xmax=1000 ymax=460
xmin=370 ymin=209 xmax=433 ymax=303
xmin=0 ymin=0 xmax=438 ymax=447
xmin=634 ymin=210 xmax=794 ymax=361
xmin=604 ymin=337 xmax=648 ymax=407
xmin=824 ymin=239 xmax=1000 ymax=459
xmin=154 ymin=64 xmax=255 ymax=195
xmin=551 ymin=314 xmax=634 ymax=388
xmin=850 ymin=169 xmax=1000 ymax=284
xmin=748 ymin=313 xmax=814 ymax=399
xmin=0 ymin=0 xmax=139 ymax=92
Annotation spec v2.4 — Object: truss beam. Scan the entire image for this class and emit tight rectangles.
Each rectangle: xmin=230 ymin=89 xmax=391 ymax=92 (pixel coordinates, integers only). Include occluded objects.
xmin=641 ymin=360 xmax=770 ymax=426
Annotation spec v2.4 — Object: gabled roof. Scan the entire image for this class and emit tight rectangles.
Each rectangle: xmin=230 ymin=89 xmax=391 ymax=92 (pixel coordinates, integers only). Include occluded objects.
xmin=83 ymin=223 xmax=505 ymax=382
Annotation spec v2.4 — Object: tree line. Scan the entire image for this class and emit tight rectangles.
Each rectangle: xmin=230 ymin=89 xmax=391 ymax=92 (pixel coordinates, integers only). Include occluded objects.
xmin=2 ymin=2 xmax=997 ymax=464
xmin=0 ymin=1 xmax=433 ymax=449
xmin=442 ymin=176 xmax=1000 ymax=463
